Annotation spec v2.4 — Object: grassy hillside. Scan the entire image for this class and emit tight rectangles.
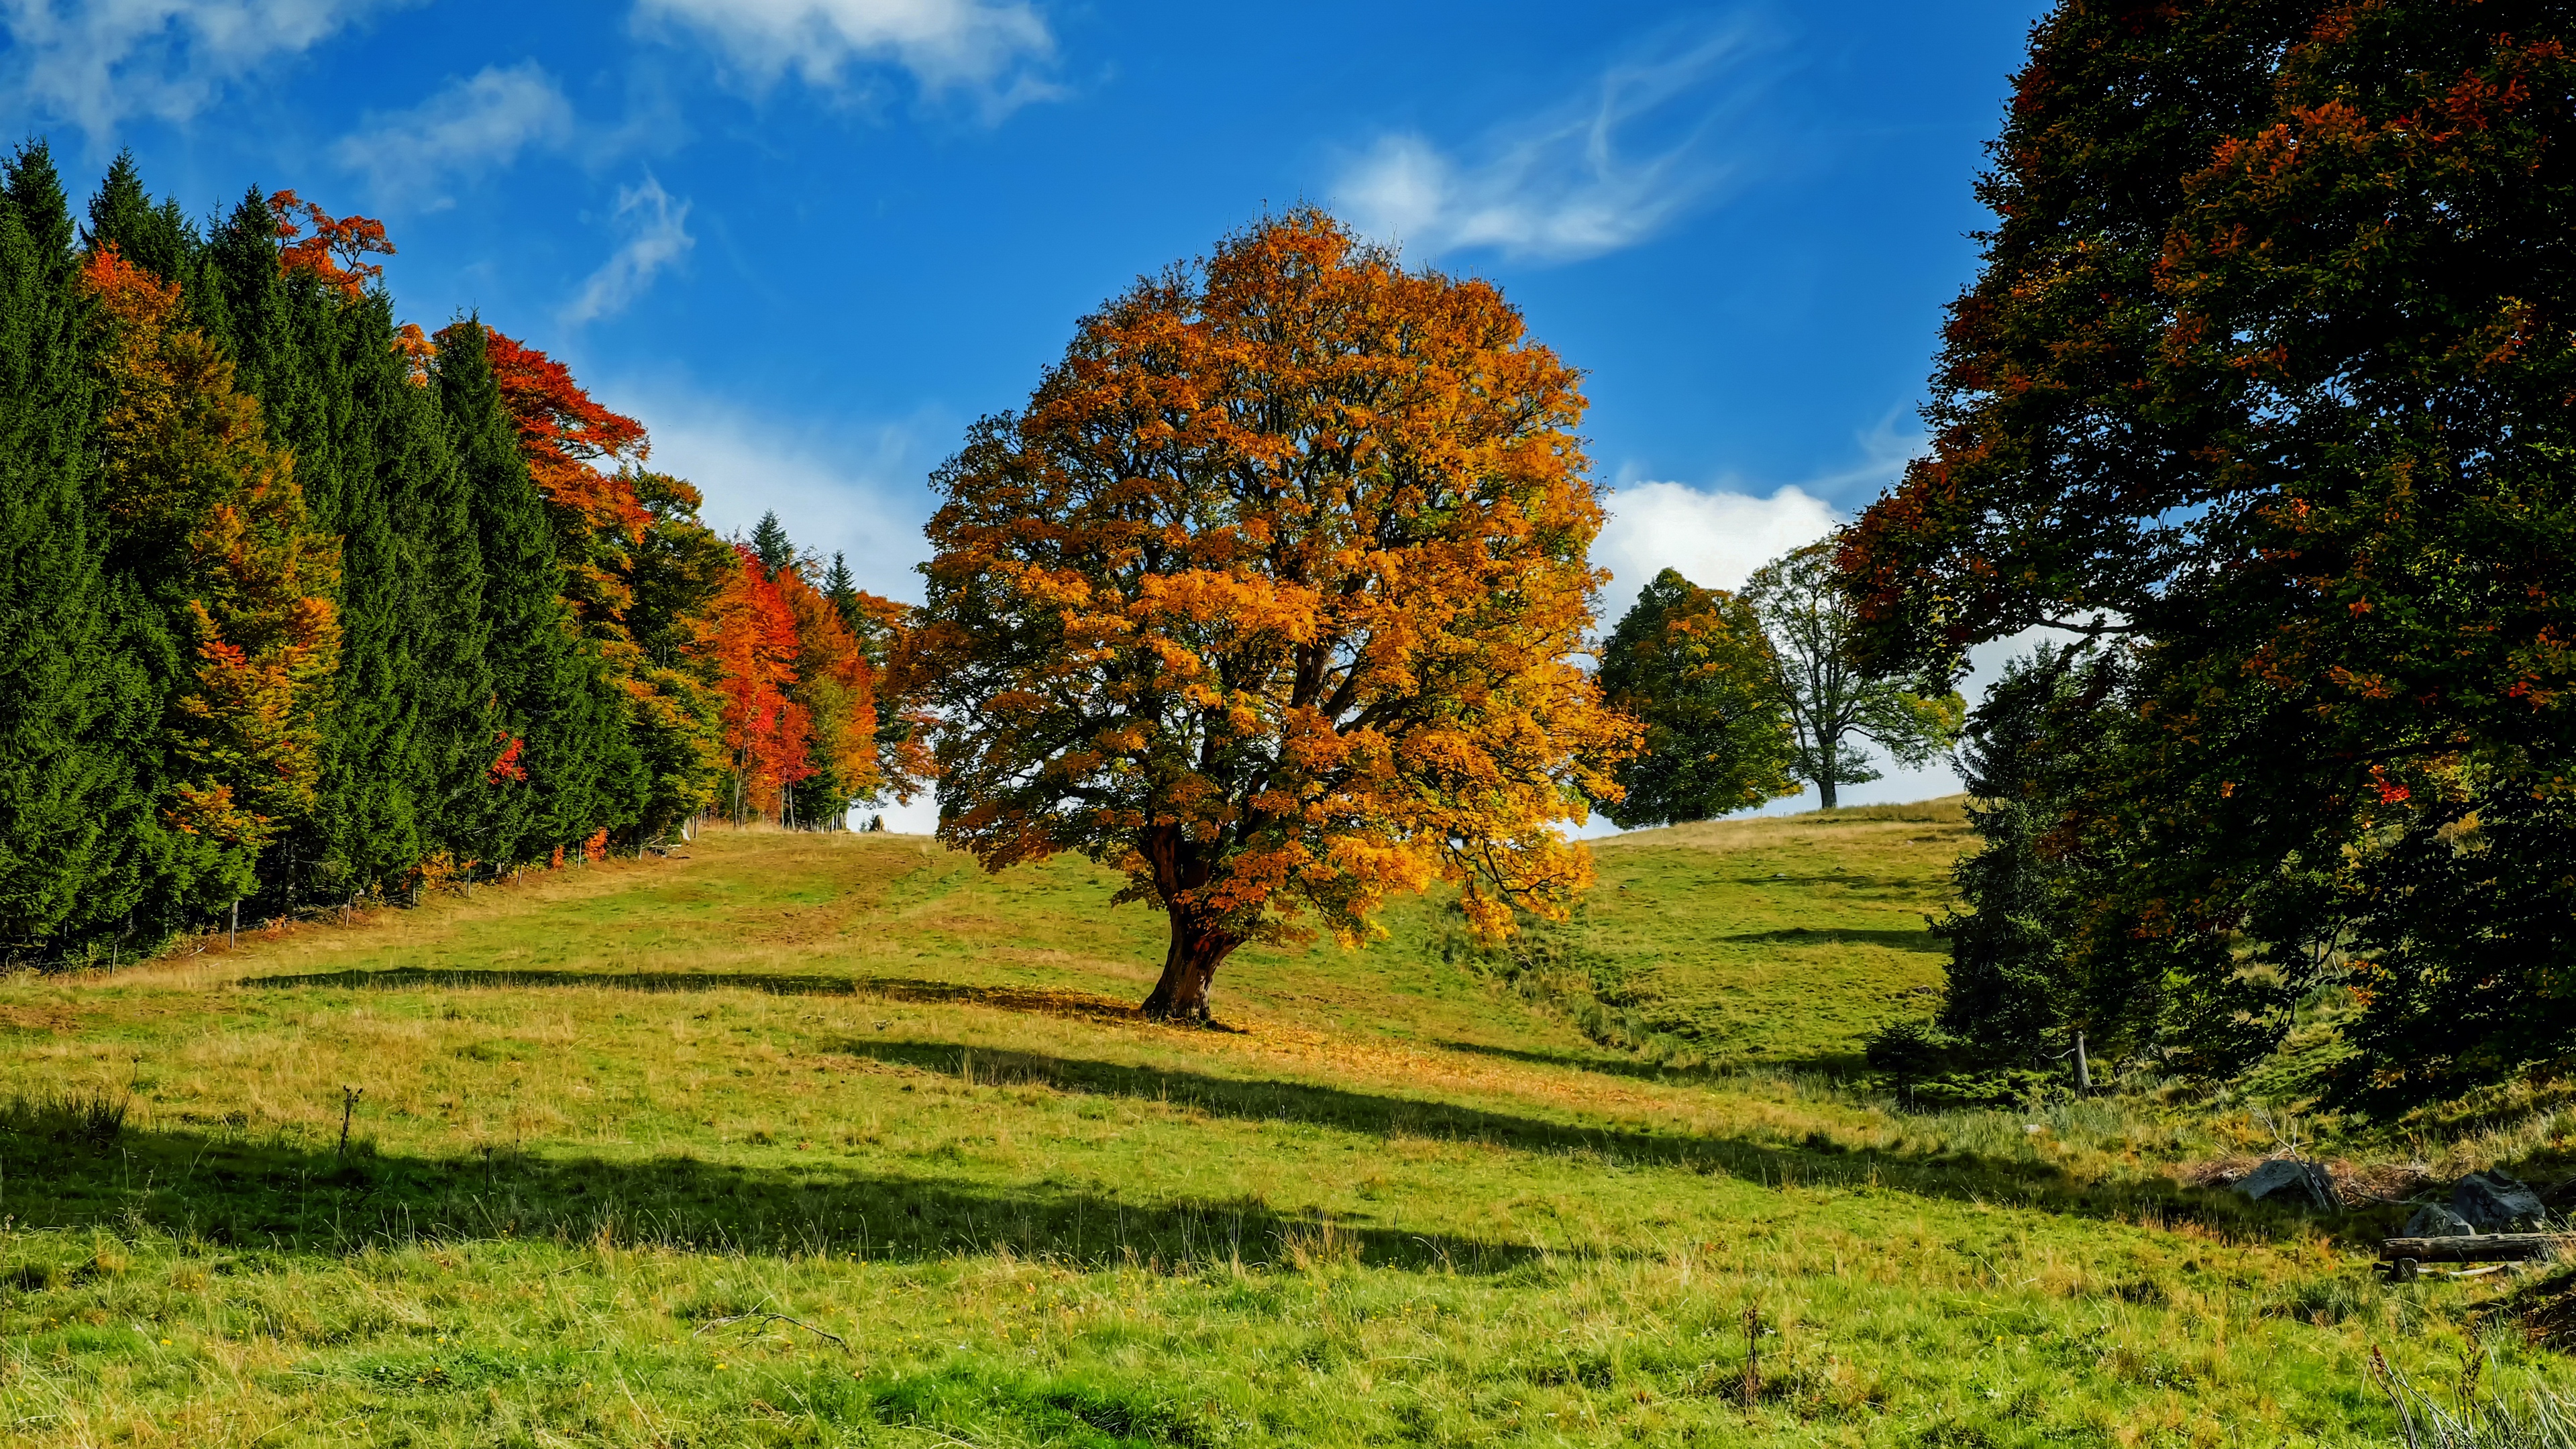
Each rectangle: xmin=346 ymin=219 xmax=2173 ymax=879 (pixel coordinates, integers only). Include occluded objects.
xmin=0 ymin=812 xmax=2561 ymax=1446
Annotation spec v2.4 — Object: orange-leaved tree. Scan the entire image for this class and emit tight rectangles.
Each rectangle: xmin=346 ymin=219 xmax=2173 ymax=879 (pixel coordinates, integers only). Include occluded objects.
xmin=705 ymin=544 xmax=812 ymax=822
xmin=266 ymin=189 xmax=396 ymax=301
xmin=84 ymin=245 xmax=341 ymax=895
xmin=777 ymin=564 xmax=886 ymax=823
xmin=476 ymin=327 xmax=651 ymax=633
xmin=904 ymin=210 xmax=1632 ymax=1022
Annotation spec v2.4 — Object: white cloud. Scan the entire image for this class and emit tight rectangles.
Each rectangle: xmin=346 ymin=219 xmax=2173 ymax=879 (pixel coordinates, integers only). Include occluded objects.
xmin=620 ymin=383 xmax=938 ymax=601
xmin=1336 ymin=25 xmax=1767 ymax=264
xmin=1592 ymin=482 xmax=1839 ymax=623
xmin=634 ymin=0 xmax=1055 ymax=114
xmin=333 ymin=61 xmax=574 ymax=206
xmin=0 ymin=0 xmax=380 ymax=134
xmin=563 ymin=174 xmax=694 ymax=324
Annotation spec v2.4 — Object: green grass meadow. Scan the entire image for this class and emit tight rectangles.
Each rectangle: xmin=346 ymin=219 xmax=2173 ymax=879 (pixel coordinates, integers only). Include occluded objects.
xmin=1 ymin=810 xmax=2565 ymax=1446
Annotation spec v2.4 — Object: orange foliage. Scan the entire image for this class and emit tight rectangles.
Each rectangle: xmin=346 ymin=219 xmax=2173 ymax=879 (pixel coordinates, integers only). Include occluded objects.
xmin=778 ymin=566 xmax=884 ymax=807
xmin=266 ymin=189 xmax=395 ymax=301
xmin=480 ymin=327 xmax=651 ymax=539
xmin=84 ymin=245 xmax=341 ymax=863
xmin=393 ymin=323 xmax=433 ymax=386
xmin=906 ymin=210 xmax=1629 ymax=1019
xmin=487 ymin=734 xmax=527 ymax=786
xmin=702 ymin=546 xmax=813 ymax=818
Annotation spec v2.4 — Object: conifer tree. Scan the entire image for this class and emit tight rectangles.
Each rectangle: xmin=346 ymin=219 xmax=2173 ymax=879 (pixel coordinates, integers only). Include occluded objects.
xmin=0 ymin=142 xmax=146 ymax=956
xmin=398 ymin=332 xmax=495 ymax=877
xmin=81 ymin=153 xmax=194 ymax=292
xmin=822 ymin=551 xmax=863 ymax=637
xmin=749 ymin=511 xmax=793 ymax=576
xmin=435 ymin=318 xmax=643 ymax=861
xmin=300 ymin=288 xmax=433 ymax=896
xmin=1932 ymin=645 xmax=2129 ymax=1062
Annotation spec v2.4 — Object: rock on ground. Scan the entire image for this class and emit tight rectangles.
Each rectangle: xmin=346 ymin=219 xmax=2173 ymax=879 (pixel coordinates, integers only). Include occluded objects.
xmin=2453 ymin=1171 xmax=2546 ymax=1232
xmin=2237 ymin=1157 xmax=2339 ymax=1210
xmin=2403 ymin=1203 xmax=2477 ymax=1238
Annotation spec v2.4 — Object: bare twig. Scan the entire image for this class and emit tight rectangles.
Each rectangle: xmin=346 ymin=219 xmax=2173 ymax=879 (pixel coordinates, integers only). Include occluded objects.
xmin=691 ymin=1311 xmax=848 ymax=1353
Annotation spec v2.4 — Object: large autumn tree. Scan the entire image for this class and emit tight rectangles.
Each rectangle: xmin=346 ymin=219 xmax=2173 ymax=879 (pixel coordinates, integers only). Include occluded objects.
xmin=1841 ymin=1 xmax=2576 ymax=1095
xmin=906 ymin=210 xmax=1631 ymax=1022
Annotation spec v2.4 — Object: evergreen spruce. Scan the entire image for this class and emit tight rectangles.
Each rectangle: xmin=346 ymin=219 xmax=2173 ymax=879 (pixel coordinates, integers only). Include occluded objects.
xmin=750 ymin=511 xmax=793 ymax=576
xmin=401 ymin=329 xmax=496 ymax=877
xmin=80 ymin=152 xmax=193 ymax=287
xmin=1931 ymin=644 xmax=2141 ymax=1069
xmin=0 ymin=143 xmax=147 ymax=957
xmin=823 ymin=551 xmax=863 ymax=636
xmin=302 ymin=290 xmax=429 ymax=898
xmin=437 ymin=318 xmax=643 ymax=861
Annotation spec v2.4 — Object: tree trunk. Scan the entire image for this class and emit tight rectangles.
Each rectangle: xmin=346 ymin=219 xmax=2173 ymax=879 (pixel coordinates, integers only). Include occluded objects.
xmin=1142 ymin=909 xmax=1240 ymax=1024
xmin=1817 ymin=739 xmax=1839 ymax=812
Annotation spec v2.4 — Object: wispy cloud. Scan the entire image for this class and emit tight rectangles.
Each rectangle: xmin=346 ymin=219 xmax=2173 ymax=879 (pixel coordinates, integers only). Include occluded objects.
xmin=633 ymin=0 xmax=1056 ymax=117
xmin=564 ymin=174 xmax=694 ymax=324
xmin=0 ymin=0 xmax=382 ymax=136
xmin=333 ymin=61 xmax=575 ymax=207
xmin=1335 ymin=24 xmax=1772 ymax=264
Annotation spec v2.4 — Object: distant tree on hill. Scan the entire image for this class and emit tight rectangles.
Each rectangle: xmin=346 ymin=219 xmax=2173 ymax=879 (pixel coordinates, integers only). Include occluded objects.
xmin=904 ymin=209 xmax=1632 ymax=1022
xmin=1592 ymin=568 xmax=1796 ymax=828
xmin=1745 ymin=541 xmax=1960 ymax=812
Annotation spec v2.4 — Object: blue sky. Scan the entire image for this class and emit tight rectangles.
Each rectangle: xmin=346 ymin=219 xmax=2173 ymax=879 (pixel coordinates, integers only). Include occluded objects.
xmin=3 ymin=0 xmax=2048 ymax=822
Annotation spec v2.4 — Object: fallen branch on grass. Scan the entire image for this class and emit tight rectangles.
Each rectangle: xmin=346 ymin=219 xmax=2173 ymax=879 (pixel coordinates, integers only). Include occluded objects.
xmin=2382 ymin=1234 xmax=2575 ymax=1265
xmin=690 ymin=1311 xmax=848 ymax=1352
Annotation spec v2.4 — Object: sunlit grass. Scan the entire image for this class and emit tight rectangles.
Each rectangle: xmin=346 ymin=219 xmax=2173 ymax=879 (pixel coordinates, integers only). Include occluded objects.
xmin=0 ymin=818 xmax=2563 ymax=1445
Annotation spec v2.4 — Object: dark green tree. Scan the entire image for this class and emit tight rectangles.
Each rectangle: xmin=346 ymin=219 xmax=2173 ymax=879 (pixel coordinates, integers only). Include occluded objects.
xmin=822 ymin=550 xmax=866 ymax=636
xmin=1843 ymin=1 xmax=2576 ymax=1085
xmin=749 ymin=511 xmax=794 ymax=577
xmin=80 ymin=152 xmax=194 ymax=288
xmin=1933 ymin=644 xmax=2145 ymax=1075
xmin=1592 ymin=568 xmax=1795 ymax=828
xmin=1746 ymin=541 xmax=1961 ymax=810
xmin=436 ymin=318 xmax=643 ymax=862
xmin=0 ymin=142 xmax=150 ymax=957
xmin=296 ymin=288 xmax=437 ymax=898
xmin=2331 ymin=779 xmax=2576 ymax=1109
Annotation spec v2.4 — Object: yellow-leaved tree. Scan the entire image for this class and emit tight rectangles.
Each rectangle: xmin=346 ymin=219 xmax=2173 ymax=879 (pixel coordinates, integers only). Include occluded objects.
xmin=903 ymin=211 xmax=1633 ymax=1021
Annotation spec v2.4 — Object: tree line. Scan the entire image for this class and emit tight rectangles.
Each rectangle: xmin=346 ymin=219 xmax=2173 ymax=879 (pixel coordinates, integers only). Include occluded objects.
xmin=0 ymin=145 xmax=922 ymax=967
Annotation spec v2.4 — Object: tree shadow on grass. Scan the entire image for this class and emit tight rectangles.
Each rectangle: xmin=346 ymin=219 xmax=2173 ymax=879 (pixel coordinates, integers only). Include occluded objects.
xmin=1431 ymin=1038 xmax=1870 ymax=1087
xmin=1711 ymin=927 xmax=1944 ymax=952
xmin=0 ymin=1099 xmax=1531 ymax=1276
xmin=238 ymin=971 xmax=2340 ymax=1249
xmin=244 ymin=966 xmax=1185 ymax=1030
xmin=830 ymin=1040 xmax=2342 ymax=1244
